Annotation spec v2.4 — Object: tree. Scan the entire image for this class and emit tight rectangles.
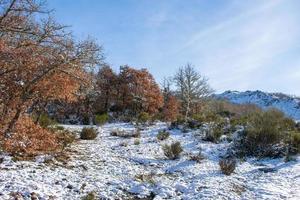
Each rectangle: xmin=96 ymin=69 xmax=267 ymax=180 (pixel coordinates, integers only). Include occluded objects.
xmin=117 ymin=66 xmax=163 ymax=116
xmin=161 ymin=77 xmax=179 ymax=122
xmin=0 ymin=0 xmax=104 ymax=137
xmin=94 ymin=64 xmax=118 ymax=113
xmin=162 ymin=95 xmax=179 ymax=122
xmin=174 ymin=63 xmax=213 ymax=122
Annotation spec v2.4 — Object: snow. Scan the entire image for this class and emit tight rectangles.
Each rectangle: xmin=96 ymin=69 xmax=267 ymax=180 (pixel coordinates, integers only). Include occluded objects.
xmin=217 ymin=90 xmax=300 ymax=120
xmin=0 ymin=122 xmax=299 ymax=199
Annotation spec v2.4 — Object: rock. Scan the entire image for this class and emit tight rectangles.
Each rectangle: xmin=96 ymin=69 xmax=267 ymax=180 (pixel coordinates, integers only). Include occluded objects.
xmin=67 ymin=184 xmax=73 ymax=189
xmin=31 ymin=192 xmax=39 ymax=200
xmin=258 ymin=167 xmax=277 ymax=173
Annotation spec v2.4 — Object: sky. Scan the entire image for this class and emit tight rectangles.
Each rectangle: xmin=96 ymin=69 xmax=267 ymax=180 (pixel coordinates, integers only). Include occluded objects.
xmin=48 ymin=0 xmax=300 ymax=95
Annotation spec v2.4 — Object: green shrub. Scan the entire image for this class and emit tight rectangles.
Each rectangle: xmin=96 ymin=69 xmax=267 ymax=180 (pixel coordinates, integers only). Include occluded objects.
xmin=38 ymin=113 xmax=56 ymax=128
xmin=290 ymin=131 xmax=300 ymax=154
xmin=82 ymin=192 xmax=96 ymax=200
xmin=82 ymin=114 xmax=90 ymax=125
xmin=57 ymin=130 xmax=76 ymax=149
xmin=241 ymin=109 xmax=294 ymax=157
xmin=137 ymin=112 xmax=150 ymax=124
xmin=219 ymin=158 xmax=236 ymax=175
xmin=134 ymin=139 xmax=140 ymax=145
xmin=94 ymin=113 xmax=109 ymax=125
xmin=157 ymin=130 xmax=170 ymax=141
xmin=80 ymin=128 xmax=97 ymax=140
xmin=162 ymin=141 xmax=183 ymax=160
xmin=204 ymin=119 xmax=227 ymax=143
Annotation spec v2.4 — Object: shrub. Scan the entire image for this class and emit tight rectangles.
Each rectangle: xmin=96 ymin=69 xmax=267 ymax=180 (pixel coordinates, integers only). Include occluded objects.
xmin=56 ymin=130 xmax=76 ymax=150
xmin=157 ymin=130 xmax=170 ymax=141
xmin=94 ymin=113 xmax=109 ymax=126
xmin=2 ymin=116 xmax=60 ymax=156
xmin=162 ymin=141 xmax=183 ymax=160
xmin=204 ymin=120 xmax=226 ymax=143
xmin=243 ymin=109 xmax=289 ymax=156
xmin=82 ymin=114 xmax=90 ymax=125
xmin=110 ymin=129 xmax=140 ymax=138
xmin=289 ymin=131 xmax=300 ymax=154
xmin=137 ymin=112 xmax=150 ymax=124
xmin=37 ymin=113 xmax=56 ymax=128
xmin=189 ymin=151 xmax=205 ymax=163
xmin=82 ymin=192 xmax=96 ymax=200
xmin=219 ymin=158 xmax=236 ymax=175
xmin=80 ymin=128 xmax=97 ymax=140
xmin=134 ymin=139 xmax=140 ymax=145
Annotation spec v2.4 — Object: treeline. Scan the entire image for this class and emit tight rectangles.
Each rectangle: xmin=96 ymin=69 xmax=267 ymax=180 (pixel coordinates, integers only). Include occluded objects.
xmin=49 ymin=63 xmax=213 ymax=125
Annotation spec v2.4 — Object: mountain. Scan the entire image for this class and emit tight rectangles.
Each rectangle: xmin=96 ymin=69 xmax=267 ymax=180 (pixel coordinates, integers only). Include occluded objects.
xmin=216 ymin=90 xmax=300 ymax=121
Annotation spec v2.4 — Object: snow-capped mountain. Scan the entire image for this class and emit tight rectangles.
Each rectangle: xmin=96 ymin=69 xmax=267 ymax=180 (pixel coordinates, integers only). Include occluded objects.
xmin=216 ymin=90 xmax=300 ymax=120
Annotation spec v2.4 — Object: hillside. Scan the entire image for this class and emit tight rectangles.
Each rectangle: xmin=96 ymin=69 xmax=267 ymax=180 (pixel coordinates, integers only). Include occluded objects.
xmin=1 ymin=123 xmax=299 ymax=199
xmin=216 ymin=90 xmax=300 ymax=120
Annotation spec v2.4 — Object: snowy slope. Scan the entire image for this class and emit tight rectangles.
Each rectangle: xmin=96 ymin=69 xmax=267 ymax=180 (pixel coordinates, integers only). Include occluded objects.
xmin=216 ymin=90 xmax=300 ymax=120
xmin=0 ymin=123 xmax=299 ymax=199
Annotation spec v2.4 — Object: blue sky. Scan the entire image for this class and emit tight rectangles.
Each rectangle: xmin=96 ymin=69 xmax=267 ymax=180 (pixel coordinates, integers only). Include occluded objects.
xmin=49 ymin=0 xmax=300 ymax=95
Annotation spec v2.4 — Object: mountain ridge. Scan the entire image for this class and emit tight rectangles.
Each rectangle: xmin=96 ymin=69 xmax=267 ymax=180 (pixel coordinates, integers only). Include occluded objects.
xmin=216 ymin=90 xmax=300 ymax=120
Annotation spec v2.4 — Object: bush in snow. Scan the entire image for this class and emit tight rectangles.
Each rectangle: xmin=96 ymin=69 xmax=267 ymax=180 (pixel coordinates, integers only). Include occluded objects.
xmin=189 ymin=151 xmax=205 ymax=163
xmin=137 ymin=112 xmax=150 ymax=124
xmin=203 ymin=119 xmax=228 ymax=143
xmin=55 ymin=130 xmax=76 ymax=150
xmin=94 ymin=113 xmax=109 ymax=125
xmin=134 ymin=139 xmax=140 ymax=145
xmin=287 ymin=131 xmax=300 ymax=154
xmin=219 ymin=157 xmax=236 ymax=175
xmin=82 ymin=192 xmax=96 ymax=200
xmin=80 ymin=128 xmax=97 ymax=140
xmin=157 ymin=130 xmax=170 ymax=141
xmin=162 ymin=141 xmax=183 ymax=160
xmin=242 ymin=109 xmax=295 ymax=157
xmin=110 ymin=129 xmax=140 ymax=138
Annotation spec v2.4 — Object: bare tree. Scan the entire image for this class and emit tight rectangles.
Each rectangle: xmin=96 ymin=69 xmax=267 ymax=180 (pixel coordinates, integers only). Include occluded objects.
xmin=174 ymin=63 xmax=213 ymax=122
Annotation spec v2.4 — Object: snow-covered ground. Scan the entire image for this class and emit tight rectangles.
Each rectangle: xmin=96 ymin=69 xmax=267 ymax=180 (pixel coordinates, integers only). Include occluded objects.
xmin=0 ymin=123 xmax=300 ymax=200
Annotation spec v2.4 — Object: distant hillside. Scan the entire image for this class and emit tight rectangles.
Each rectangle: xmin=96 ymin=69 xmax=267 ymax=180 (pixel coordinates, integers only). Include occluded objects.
xmin=216 ymin=90 xmax=300 ymax=120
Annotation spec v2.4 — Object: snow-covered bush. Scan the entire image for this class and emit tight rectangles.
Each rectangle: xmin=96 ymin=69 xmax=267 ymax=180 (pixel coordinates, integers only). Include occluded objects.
xmin=80 ymin=128 xmax=97 ymax=140
xmin=157 ymin=130 xmax=170 ymax=141
xmin=203 ymin=119 xmax=229 ymax=143
xmin=219 ymin=158 xmax=236 ymax=175
xmin=162 ymin=141 xmax=183 ymax=160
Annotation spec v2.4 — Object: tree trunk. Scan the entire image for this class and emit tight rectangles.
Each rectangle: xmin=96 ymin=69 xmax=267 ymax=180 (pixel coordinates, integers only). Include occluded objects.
xmin=4 ymin=106 xmax=22 ymax=138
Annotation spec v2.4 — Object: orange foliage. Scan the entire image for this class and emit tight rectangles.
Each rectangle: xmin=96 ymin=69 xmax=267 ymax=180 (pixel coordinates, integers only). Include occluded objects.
xmin=1 ymin=116 xmax=60 ymax=155
xmin=163 ymin=95 xmax=179 ymax=122
xmin=118 ymin=66 xmax=163 ymax=115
